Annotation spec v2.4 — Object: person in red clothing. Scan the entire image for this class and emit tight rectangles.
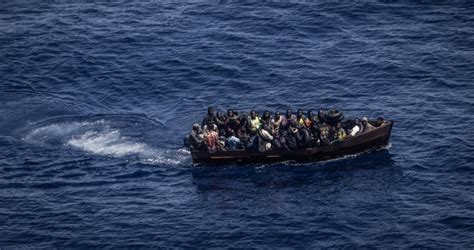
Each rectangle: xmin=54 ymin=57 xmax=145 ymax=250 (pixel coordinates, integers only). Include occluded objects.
xmin=204 ymin=124 xmax=219 ymax=152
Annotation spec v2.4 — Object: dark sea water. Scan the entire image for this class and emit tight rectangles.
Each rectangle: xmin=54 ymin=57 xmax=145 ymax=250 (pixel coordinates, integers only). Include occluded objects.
xmin=1 ymin=1 xmax=474 ymax=248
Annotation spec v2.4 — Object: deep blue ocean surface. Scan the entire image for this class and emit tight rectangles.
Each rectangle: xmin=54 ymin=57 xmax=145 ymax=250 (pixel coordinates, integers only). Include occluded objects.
xmin=1 ymin=1 xmax=474 ymax=248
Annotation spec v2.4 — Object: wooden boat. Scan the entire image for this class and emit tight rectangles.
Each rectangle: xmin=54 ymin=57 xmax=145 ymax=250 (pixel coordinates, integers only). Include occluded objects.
xmin=191 ymin=120 xmax=393 ymax=164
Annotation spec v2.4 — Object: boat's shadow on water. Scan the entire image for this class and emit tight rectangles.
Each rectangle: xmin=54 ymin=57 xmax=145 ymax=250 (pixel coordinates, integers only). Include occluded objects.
xmin=191 ymin=149 xmax=401 ymax=193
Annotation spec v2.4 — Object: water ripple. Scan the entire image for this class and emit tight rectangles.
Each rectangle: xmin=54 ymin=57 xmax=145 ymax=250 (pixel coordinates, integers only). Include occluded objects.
xmin=1 ymin=1 xmax=473 ymax=248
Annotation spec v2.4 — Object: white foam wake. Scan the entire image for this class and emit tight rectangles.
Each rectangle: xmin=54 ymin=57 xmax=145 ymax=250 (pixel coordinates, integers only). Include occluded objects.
xmin=67 ymin=130 xmax=147 ymax=157
xmin=24 ymin=120 xmax=190 ymax=166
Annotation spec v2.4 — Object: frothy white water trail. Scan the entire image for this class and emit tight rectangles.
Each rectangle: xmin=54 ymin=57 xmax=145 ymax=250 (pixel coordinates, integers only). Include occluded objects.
xmin=141 ymin=148 xmax=190 ymax=165
xmin=24 ymin=120 xmax=106 ymax=144
xmin=67 ymin=130 xmax=147 ymax=157
xmin=24 ymin=120 xmax=190 ymax=166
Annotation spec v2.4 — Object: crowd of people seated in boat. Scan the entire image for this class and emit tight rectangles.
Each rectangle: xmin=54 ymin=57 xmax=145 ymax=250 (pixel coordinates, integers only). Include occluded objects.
xmin=185 ymin=106 xmax=384 ymax=152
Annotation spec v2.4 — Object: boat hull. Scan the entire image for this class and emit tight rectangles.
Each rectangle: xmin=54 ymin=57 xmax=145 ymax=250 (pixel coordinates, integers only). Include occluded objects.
xmin=191 ymin=120 xmax=393 ymax=165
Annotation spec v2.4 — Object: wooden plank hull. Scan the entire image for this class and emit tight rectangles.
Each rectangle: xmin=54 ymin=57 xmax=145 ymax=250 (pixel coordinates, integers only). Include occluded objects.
xmin=191 ymin=120 xmax=393 ymax=165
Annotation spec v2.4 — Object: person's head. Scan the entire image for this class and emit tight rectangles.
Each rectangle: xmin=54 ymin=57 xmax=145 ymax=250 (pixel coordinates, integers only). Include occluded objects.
xmin=286 ymin=109 xmax=292 ymax=118
xmin=307 ymin=110 xmax=314 ymax=119
xmin=241 ymin=112 xmax=248 ymax=120
xmin=217 ymin=112 xmax=226 ymax=120
xmin=274 ymin=111 xmax=281 ymax=120
xmin=192 ymin=123 xmax=201 ymax=131
xmin=263 ymin=110 xmax=270 ymax=119
xmin=297 ymin=109 xmax=303 ymax=118
xmin=207 ymin=106 xmax=215 ymax=116
xmin=362 ymin=117 xmax=368 ymax=125
xmin=227 ymin=109 xmax=234 ymax=117
xmin=336 ymin=122 xmax=341 ymax=129
xmin=354 ymin=118 xmax=360 ymax=124
xmin=250 ymin=110 xmax=257 ymax=119
xmin=377 ymin=117 xmax=384 ymax=126
xmin=318 ymin=109 xmax=325 ymax=120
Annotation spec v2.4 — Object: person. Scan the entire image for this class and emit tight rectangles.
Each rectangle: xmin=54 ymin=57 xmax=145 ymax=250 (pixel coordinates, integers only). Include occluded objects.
xmin=280 ymin=109 xmax=295 ymax=131
xmin=335 ymin=122 xmax=347 ymax=141
xmin=201 ymin=106 xmax=218 ymax=128
xmin=204 ymin=124 xmax=220 ymax=152
xmin=261 ymin=110 xmax=271 ymax=127
xmin=225 ymin=131 xmax=241 ymax=150
xmin=239 ymin=112 xmax=250 ymax=135
xmin=362 ymin=117 xmax=376 ymax=132
xmin=316 ymin=109 xmax=326 ymax=126
xmin=318 ymin=121 xmax=332 ymax=146
xmin=248 ymin=110 xmax=261 ymax=135
xmin=286 ymin=109 xmax=296 ymax=122
xmin=375 ymin=117 xmax=384 ymax=127
xmin=348 ymin=118 xmax=362 ymax=137
xmin=296 ymin=109 xmax=306 ymax=128
xmin=304 ymin=110 xmax=315 ymax=128
xmin=187 ymin=123 xmax=205 ymax=150
xmin=304 ymin=110 xmax=321 ymax=146
xmin=237 ymin=112 xmax=250 ymax=147
xmin=226 ymin=109 xmax=240 ymax=127
xmin=215 ymin=111 xmax=228 ymax=136
xmin=285 ymin=120 xmax=302 ymax=151
xmin=269 ymin=111 xmax=283 ymax=136
xmin=257 ymin=125 xmax=274 ymax=152
xmin=202 ymin=121 xmax=215 ymax=135
xmin=223 ymin=109 xmax=239 ymax=137
xmin=226 ymin=109 xmax=236 ymax=119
